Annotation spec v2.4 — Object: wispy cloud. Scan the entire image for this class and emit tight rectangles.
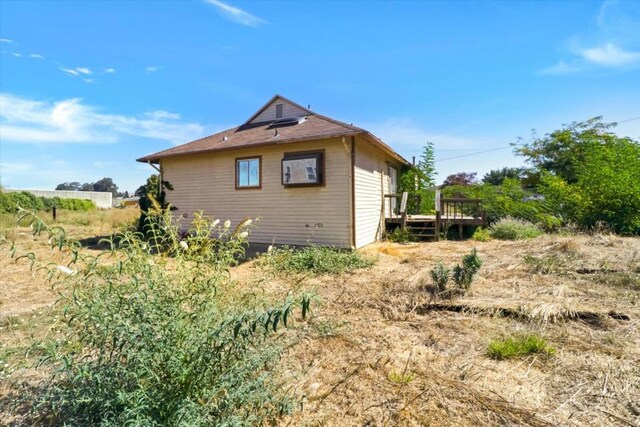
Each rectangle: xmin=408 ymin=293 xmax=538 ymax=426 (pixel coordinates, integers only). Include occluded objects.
xmin=580 ymin=43 xmax=640 ymax=67
xmin=541 ymin=1 xmax=640 ymax=74
xmin=204 ymin=0 xmax=267 ymax=27
xmin=11 ymin=52 xmax=22 ymax=58
xmin=59 ymin=66 xmax=95 ymax=82
xmin=0 ymin=38 xmax=13 ymax=43
xmin=30 ymin=53 xmax=44 ymax=59
xmin=145 ymin=66 xmax=160 ymax=73
xmin=104 ymin=67 xmax=116 ymax=74
xmin=0 ymin=93 xmax=206 ymax=145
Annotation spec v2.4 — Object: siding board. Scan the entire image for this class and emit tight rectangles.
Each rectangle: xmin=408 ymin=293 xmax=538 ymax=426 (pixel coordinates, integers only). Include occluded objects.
xmin=163 ymin=139 xmax=352 ymax=247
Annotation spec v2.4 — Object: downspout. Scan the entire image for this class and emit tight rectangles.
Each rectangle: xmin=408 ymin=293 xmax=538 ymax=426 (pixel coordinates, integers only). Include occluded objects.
xmin=351 ymin=136 xmax=356 ymax=249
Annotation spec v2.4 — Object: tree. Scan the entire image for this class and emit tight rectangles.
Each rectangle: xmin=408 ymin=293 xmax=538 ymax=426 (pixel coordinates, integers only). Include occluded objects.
xmin=517 ymin=116 xmax=619 ymax=184
xmin=482 ymin=167 xmax=528 ymax=186
xmin=398 ymin=142 xmax=437 ymax=213
xmin=442 ymin=172 xmax=477 ymax=187
xmin=136 ymin=174 xmax=174 ymax=232
xmin=92 ymin=177 xmax=119 ymax=197
xmin=55 ymin=182 xmax=81 ymax=191
xmin=520 ymin=118 xmax=640 ymax=234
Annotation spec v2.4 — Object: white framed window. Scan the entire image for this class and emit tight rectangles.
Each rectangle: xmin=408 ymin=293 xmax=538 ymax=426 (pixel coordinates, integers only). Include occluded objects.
xmin=236 ymin=156 xmax=261 ymax=189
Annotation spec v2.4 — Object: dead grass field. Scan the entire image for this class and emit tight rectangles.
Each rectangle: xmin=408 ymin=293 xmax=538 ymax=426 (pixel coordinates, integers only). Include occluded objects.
xmin=1 ymin=210 xmax=639 ymax=426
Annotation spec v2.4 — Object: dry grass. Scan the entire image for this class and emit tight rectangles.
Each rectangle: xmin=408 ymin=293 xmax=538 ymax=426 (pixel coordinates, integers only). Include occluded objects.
xmin=1 ymin=216 xmax=639 ymax=426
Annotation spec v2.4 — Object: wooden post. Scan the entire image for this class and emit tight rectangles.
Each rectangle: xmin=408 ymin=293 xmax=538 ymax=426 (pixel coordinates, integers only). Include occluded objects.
xmin=52 ymin=206 xmax=57 ymax=221
xmin=400 ymin=192 xmax=408 ymax=230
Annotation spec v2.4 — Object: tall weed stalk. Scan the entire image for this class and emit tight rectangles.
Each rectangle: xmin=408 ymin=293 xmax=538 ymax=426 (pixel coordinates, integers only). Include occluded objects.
xmin=1 ymin=207 xmax=311 ymax=426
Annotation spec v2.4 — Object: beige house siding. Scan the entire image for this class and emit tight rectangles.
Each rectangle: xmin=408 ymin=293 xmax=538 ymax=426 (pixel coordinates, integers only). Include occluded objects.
xmin=162 ymin=138 xmax=352 ymax=247
xmin=354 ymin=137 xmax=401 ymax=248
xmin=249 ymin=99 xmax=309 ymax=124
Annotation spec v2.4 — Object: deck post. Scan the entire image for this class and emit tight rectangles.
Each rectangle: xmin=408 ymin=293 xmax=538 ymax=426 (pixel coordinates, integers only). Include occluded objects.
xmin=435 ymin=189 xmax=441 ymax=241
xmin=400 ymin=191 xmax=408 ymax=230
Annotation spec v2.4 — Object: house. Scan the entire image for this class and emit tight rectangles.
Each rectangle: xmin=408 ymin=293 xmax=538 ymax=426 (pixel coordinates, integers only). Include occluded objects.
xmin=137 ymin=95 xmax=410 ymax=248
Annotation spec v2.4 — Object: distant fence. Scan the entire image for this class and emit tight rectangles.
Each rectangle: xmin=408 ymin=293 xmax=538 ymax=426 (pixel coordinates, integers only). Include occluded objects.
xmin=3 ymin=189 xmax=113 ymax=209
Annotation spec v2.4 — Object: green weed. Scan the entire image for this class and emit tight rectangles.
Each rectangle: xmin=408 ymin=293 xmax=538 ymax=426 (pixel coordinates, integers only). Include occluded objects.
xmin=471 ymin=227 xmax=491 ymax=242
xmin=488 ymin=334 xmax=556 ymax=360
xmin=490 ymin=217 xmax=544 ymax=240
xmin=259 ymin=245 xmax=375 ymax=275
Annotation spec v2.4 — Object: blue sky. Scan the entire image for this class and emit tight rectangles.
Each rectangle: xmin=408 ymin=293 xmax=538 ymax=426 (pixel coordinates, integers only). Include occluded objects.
xmin=1 ymin=0 xmax=639 ymax=192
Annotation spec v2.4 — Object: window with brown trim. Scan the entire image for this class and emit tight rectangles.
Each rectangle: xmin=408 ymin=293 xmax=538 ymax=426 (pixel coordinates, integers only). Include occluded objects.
xmin=282 ymin=150 xmax=324 ymax=187
xmin=236 ymin=156 xmax=261 ymax=189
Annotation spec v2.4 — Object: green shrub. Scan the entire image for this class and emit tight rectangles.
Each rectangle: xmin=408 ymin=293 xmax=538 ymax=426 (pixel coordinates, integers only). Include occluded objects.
xmin=472 ymin=227 xmax=491 ymax=242
xmin=260 ymin=245 xmax=375 ymax=275
xmin=1 ymin=208 xmax=310 ymax=425
xmin=490 ymin=217 xmax=544 ymax=240
xmin=452 ymin=248 xmax=483 ymax=289
xmin=0 ymin=192 xmax=96 ymax=213
xmin=430 ymin=262 xmax=450 ymax=293
xmin=488 ymin=334 xmax=556 ymax=360
xmin=387 ymin=227 xmax=412 ymax=243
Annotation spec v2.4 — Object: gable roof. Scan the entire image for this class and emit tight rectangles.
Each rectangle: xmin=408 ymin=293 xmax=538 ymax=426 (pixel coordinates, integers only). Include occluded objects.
xmin=137 ymin=94 xmax=410 ymax=165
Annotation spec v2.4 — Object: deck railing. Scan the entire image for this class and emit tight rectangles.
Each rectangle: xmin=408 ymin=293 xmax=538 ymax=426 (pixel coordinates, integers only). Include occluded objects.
xmin=439 ymin=198 xmax=485 ymax=221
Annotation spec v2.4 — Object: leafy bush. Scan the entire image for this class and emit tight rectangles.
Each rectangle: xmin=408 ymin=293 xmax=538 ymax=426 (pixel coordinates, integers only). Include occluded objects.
xmin=430 ymin=262 xmax=450 ymax=293
xmin=452 ymin=248 xmax=483 ymax=289
xmin=0 ymin=191 xmax=95 ymax=213
xmin=441 ymin=179 xmax=560 ymax=230
xmin=430 ymin=248 xmax=482 ymax=297
xmin=387 ymin=227 xmax=412 ymax=243
xmin=472 ymin=227 xmax=491 ymax=242
xmin=260 ymin=245 xmax=375 ymax=275
xmin=489 ymin=217 xmax=544 ymax=240
xmin=1 ymin=208 xmax=310 ymax=425
xmin=488 ymin=334 xmax=555 ymax=360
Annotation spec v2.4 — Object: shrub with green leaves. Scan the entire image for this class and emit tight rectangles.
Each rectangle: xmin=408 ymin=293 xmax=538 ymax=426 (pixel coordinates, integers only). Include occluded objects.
xmin=452 ymin=248 xmax=483 ymax=289
xmin=260 ymin=245 xmax=375 ymax=275
xmin=472 ymin=227 xmax=491 ymax=242
xmin=387 ymin=227 xmax=412 ymax=243
xmin=489 ymin=217 xmax=544 ymax=240
xmin=0 ymin=191 xmax=95 ymax=213
xmin=1 ymin=208 xmax=310 ymax=425
xmin=430 ymin=262 xmax=450 ymax=293
xmin=488 ymin=334 xmax=556 ymax=360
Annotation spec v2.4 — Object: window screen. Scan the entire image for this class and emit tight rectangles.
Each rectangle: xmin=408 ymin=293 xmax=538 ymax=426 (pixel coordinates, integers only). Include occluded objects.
xmin=236 ymin=157 xmax=261 ymax=188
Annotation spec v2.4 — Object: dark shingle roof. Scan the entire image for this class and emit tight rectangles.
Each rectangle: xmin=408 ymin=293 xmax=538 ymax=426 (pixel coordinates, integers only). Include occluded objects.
xmin=137 ymin=95 xmax=409 ymax=165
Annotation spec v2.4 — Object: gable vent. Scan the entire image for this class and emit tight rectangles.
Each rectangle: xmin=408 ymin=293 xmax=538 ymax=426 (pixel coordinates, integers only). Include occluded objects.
xmin=275 ymin=103 xmax=283 ymax=119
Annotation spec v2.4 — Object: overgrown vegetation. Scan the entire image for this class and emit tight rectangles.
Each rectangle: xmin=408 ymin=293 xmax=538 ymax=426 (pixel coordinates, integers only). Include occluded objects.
xmin=0 ymin=208 xmax=311 ymax=425
xmin=489 ymin=217 xmax=544 ymax=240
xmin=429 ymin=248 xmax=482 ymax=297
xmin=471 ymin=227 xmax=491 ymax=242
xmin=0 ymin=191 xmax=96 ymax=214
xmin=386 ymin=227 xmax=412 ymax=243
xmin=398 ymin=142 xmax=437 ymax=214
xmin=518 ymin=117 xmax=640 ymax=235
xmin=259 ymin=245 xmax=375 ymax=276
xmin=487 ymin=334 xmax=556 ymax=360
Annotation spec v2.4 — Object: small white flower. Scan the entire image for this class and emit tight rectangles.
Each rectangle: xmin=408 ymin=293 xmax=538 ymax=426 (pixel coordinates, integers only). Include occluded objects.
xmin=180 ymin=241 xmax=188 ymax=250
xmin=244 ymin=219 xmax=252 ymax=227
xmin=224 ymin=220 xmax=231 ymax=229
xmin=267 ymin=245 xmax=273 ymax=253
xmin=238 ymin=231 xmax=249 ymax=239
xmin=57 ymin=265 xmax=77 ymax=276
xmin=212 ymin=219 xmax=220 ymax=227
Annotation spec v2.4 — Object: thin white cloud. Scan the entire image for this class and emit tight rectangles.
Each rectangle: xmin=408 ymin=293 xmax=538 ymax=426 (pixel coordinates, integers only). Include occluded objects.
xmin=30 ymin=53 xmax=44 ymax=59
xmin=579 ymin=43 xmax=640 ymax=67
xmin=204 ymin=0 xmax=267 ymax=27
xmin=0 ymin=38 xmax=13 ymax=43
xmin=11 ymin=52 xmax=22 ymax=58
xmin=145 ymin=110 xmax=181 ymax=120
xmin=105 ymin=67 xmax=116 ymax=74
xmin=76 ymin=67 xmax=92 ymax=75
xmin=539 ymin=60 xmax=583 ymax=75
xmin=59 ymin=67 xmax=79 ymax=76
xmin=0 ymin=93 xmax=206 ymax=146
xmin=83 ymin=78 xmax=95 ymax=84
xmin=145 ymin=66 xmax=160 ymax=73
xmin=541 ymin=1 xmax=640 ymax=74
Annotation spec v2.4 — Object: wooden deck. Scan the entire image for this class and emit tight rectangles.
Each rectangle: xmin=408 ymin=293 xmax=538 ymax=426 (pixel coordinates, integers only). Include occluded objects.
xmin=384 ymin=192 xmax=487 ymax=240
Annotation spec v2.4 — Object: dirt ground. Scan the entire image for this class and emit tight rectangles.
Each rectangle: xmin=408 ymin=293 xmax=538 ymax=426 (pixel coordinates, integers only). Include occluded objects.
xmin=1 ymin=218 xmax=639 ymax=426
